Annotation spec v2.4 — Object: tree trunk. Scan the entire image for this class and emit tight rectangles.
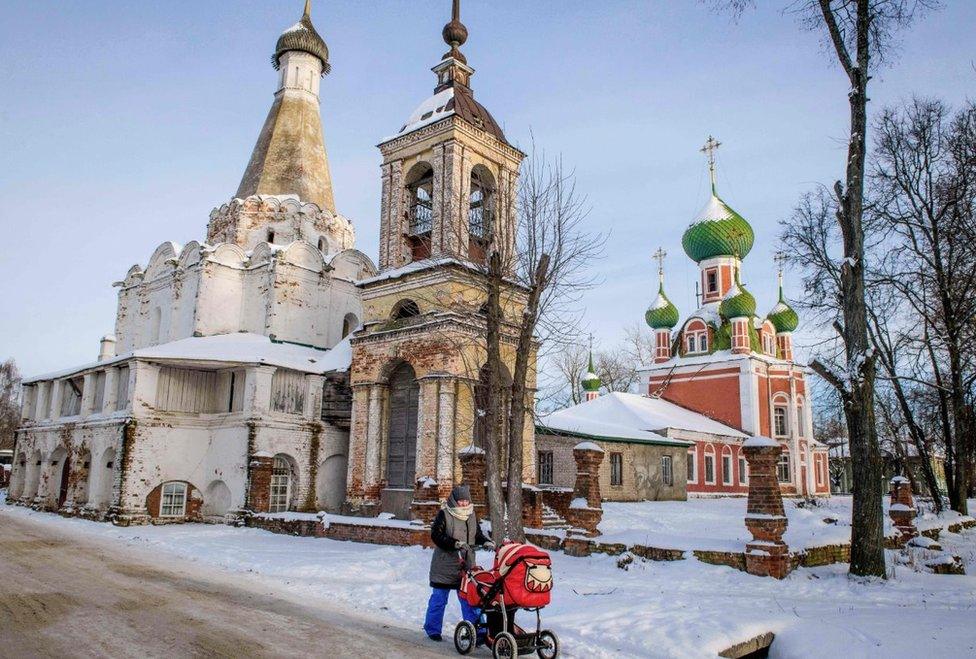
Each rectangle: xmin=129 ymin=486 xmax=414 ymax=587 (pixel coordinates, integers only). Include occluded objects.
xmin=484 ymin=252 xmax=507 ymax=542
xmin=820 ymin=0 xmax=887 ymax=577
xmin=505 ymin=255 xmax=550 ymax=542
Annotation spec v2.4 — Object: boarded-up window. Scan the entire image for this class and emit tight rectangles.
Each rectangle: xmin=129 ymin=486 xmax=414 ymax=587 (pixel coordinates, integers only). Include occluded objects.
xmin=116 ymin=366 xmax=130 ymax=410
xmin=226 ymin=370 xmax=245 ymax=413
xmin=156 ymin=367 xmax=220 ymax=413
xmin=91 ymin=371 xmax=106 ymax=413
xmin=60 ymin=377 xmax=83 ymax=417
xmin=270 ymin=369 xmax=307 ymax=414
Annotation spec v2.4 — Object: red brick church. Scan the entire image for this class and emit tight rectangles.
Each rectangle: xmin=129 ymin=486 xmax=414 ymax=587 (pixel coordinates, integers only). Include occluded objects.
xmin=639 ymin=138 xmax=830 ymax=497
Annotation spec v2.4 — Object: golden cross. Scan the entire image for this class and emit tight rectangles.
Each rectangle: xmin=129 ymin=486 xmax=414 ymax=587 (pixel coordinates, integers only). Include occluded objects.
xmin=652 ymin=247 xmax=667 ymax=281
xmin=700 ymin=135 xmax=721 ymax=193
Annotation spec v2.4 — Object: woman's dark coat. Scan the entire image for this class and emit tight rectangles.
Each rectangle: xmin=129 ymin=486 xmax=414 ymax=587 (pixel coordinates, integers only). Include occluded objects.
xmin=429 ymin=508 xmax=489 ymax=589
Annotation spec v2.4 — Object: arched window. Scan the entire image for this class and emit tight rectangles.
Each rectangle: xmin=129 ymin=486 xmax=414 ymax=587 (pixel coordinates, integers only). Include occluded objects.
xmin=796 ymin=398 xmax=806 ymax=437
xmin=468 ymin=168 xmax=495 ymax=263
xmin=269 ymin=455 xmax=296 ymax=513
xmin=773 ymin=397 xmax=790 ymax=437
xmin=703 ymin=445 xmax=716 ymax=484
xmin=318 ymin=236 xmax=327 ymax=253
xmin=685 ymin=321 xmax=708 ymax=355
xmin=341 ymin=313 xmax=360 ymax=338
xmin=160 ymin=481 xmax=188 ymax=517
xmin=721 ymin=446 xmax=733 ymax=485
xmin=777 ymin=450 xmax=792 ymax=483
xmin=391 ymin=299 xmax=420 ymax=322
xmin=405 ymin=164 xmax=434 ymax=261
xmin=386 ymin=363 xmax=419 ymax=488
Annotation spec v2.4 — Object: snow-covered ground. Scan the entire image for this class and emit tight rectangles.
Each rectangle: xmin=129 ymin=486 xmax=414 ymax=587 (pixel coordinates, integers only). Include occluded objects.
xmin=2 ymin=495 xmax=974 ymax=658
xmin=597 ymin=495 xmax=973 ymax=552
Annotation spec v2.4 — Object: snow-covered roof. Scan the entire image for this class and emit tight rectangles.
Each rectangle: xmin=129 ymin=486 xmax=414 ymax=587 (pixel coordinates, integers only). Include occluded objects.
xmin=356 ymin=257 xmax=462 ymax=286
xmin=538 ymin=392 xmax=746 ymax=445
xmin=685 ymin=302 xmax=722 ymax=327
xmin=24 ymin=333 xmax=353 ymax=383
xmin=389 ymin=88 xmax=456 ymax=141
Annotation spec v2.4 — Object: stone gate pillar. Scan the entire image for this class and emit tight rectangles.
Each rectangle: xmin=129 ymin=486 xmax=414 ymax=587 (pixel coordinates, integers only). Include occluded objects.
xmin=743 ymin=437 xmax=791 ymax=579
xmin=458 ymin=446 xmax=487 ymax=518
xmin=888 ymin=476 xmax=918 ymax=541
xmin=565 ymin=442 xmax=604 ymax=537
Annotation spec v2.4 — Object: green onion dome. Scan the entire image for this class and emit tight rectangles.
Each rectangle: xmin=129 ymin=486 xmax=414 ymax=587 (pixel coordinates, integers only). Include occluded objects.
xmin=682 ymin=194 xmax=755 ymax=263
xmin=645 ymin=284 xmax=680 ymax=329
xmin=273 ymin=1 xmax=331 ymax=75
xmin=719 ymin=277 xmax=757 ymax=319
xmin=766 ymin=284 xmax=799 ymax=333
xmin=581 ymin=352 xmax=601 ymax=393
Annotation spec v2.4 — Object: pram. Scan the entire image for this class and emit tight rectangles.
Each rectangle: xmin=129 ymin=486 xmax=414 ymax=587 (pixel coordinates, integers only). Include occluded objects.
xmin=453 ymin=542 xmax=559 ymax=658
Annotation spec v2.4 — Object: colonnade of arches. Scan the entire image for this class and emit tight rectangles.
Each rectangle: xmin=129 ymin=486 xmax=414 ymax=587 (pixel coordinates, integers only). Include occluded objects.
xmin=8 ymin=445 xmax=117 ymax=511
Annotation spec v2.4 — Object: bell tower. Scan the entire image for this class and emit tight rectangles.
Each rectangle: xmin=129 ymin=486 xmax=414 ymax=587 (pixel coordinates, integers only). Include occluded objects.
xmin=345 ymin=1 xmax=536 ymax=522
xmin=376 ymin=0 xmax=523 ymax=271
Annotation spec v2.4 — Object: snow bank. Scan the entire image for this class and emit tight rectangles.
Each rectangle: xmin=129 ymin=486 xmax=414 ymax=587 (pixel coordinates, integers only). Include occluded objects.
xmin=742 ymin=436 xmax=779 ymax=448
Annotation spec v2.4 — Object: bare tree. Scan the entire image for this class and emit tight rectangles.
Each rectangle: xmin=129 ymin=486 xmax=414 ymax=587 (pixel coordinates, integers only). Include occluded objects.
xmin=718 ymin=0 xmax=938 ymax=578
xmin=870 ymin=99 xmax=976 ymax=513
xmin=0 ymin=359 xmax=21 ymax=452
xmin=549 ymin=342 xmax=588 ymax=408
xmin=622 ymin=322 xmax=656 ymax=370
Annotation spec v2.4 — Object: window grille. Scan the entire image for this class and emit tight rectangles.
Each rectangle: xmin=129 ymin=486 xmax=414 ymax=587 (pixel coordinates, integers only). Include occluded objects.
xmin=537 ymin=451 xmax=554 ymax=485
xmin=661 ymin=455 xmax=674 ymax=486
xmin=610 ymin=452 xmax=623 ymax=486
xmin=409 ymin=186 xmax=433 ymax=236
xmin=269 ymin=456 xmax=292 ymax=513
xmin=160 ymin=482 xmax=187 ymax=517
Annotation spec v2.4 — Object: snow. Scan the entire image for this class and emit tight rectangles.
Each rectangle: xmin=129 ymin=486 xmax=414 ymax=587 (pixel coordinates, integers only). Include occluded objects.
xmin=743 ymin=436 xmax=780 ymax=448
xmin=891 ymin=476 xmax=910 ymax=484
xmin=889 ymin=503 xmax=915 ymax=512
xmin=582 ymin=371 xmax=599 ymax=382
xmin=538 ymin=392 xmax=744 ymax=445
xmin=3 ymin=494 xmax=975 ymax=658
xmin=574 ymin=441 xmax=604 ymax=452
xmin=686 ymin=301 xmax=722 ymax=326
xmin=417 ymin=476 xmax=438 ymax=488
xmin=688 ymin=194 xmax=738 ymax=227
xmin=569 ymin=497 xmax=588 ymax=509
xmin=24 ymin=333 xmax=353 ymax=383
xmin=388 ymin=87 xmax=456 ymax=141
xmin=356 ymin=257 xmax=462 ymax=286
xmin=723 ymin=282 xmax=742 ymax=300
xmin=458 ymin=445 xmax=485 ymax=455
xmin=648 ymin=292 xmax=671 ymax=310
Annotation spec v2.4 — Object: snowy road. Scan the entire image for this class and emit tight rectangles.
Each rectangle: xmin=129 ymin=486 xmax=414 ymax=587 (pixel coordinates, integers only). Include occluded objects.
xmin=0 ymin=513 xmax=444 ymax=658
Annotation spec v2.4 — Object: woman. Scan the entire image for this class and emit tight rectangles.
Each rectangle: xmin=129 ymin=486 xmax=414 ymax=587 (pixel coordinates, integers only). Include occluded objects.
xmin=424 ymin=484 xmax=494 ymax=641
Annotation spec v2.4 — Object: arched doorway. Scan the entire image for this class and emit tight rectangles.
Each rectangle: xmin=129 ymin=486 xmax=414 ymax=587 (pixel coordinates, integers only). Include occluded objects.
xmin=316 ymin=453 xmax=348 ymax=512
xmin=386 ymin=363 xmax=418 ymax=489
xmin=73 ymin=449 xmax=92 ymax=506
xmin=203 ymin=480 xmax=232 ymax=517
xmin=269 ymin=454 xmax=299 ymax=513
xmin=92 ymin=447 xmax=116 ymax=510
xmin=49 ymin=447 xmax=70 ymax=508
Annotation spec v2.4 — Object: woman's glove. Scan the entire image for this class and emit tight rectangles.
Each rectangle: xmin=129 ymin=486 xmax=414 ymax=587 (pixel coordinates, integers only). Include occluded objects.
xmin=456 ymin=541 xmax=469 ymax=550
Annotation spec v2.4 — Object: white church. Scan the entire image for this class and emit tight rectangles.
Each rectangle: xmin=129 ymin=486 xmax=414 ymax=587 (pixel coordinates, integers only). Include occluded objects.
xmin=8 ymin=3 xmax=377 ymax=524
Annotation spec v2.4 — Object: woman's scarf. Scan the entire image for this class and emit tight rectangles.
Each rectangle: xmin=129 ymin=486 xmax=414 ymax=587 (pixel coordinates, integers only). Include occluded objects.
xmin=444 ymin=495 xmax=474 ymax=522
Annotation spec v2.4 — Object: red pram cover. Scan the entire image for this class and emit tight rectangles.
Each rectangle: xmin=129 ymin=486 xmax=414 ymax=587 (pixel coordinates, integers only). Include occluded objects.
xmin=460 ymin=543 xmax=553 ymax=609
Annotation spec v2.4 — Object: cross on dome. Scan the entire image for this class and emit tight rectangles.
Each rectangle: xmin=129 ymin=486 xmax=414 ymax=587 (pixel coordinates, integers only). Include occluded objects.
xmin=652 ymin=247 xmax=667 ymax=282
xmin=700 ymin=135 xmax=722 ymax=194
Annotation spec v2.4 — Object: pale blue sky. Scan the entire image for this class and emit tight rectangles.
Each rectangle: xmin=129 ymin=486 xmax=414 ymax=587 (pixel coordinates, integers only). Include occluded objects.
xmin=1 ymin=0 xmax=972 ymax=378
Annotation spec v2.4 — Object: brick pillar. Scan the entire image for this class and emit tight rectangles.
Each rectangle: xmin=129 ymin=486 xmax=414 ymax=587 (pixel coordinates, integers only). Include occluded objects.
xmin=743 ymin=438 xmax=791 ymax=579
xmin=247 ymin=454 xmax=274 ymax=513
xmin=888 ymin=476 xmax=917 ymax=541
xmin=564 ymin=442 xmax=604 ymax=537
xmin=458 ymin=446 xmax=487 ymax=519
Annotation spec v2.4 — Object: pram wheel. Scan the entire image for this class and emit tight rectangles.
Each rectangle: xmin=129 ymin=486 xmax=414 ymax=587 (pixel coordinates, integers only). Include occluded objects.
xmin=492 ymin=631 xmax=518 ymax=658
xmin=536 ymin=630 xmax=559 ymax=659
xmin=453 ymin=620 xmax=477 ymax=655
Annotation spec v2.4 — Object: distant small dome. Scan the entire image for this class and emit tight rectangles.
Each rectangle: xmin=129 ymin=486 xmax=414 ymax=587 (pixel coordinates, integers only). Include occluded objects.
xmin=682 ymin=194 xmax=754 ymax=263
xmin=767 ymin=286 xmax=799 ymax=333
xmin=581 ymin=353 xmax=601 ymax=393
xmin=273 ymin=6 xmax=330 ymax=75
xmin=719 ymin=278 xmax=757 ymax=319
xmin=645 ymin=285 xmax=680 ymax=330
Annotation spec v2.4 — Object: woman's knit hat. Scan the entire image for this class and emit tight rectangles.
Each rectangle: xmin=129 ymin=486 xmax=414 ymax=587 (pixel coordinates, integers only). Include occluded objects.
xmin=451 ymin=485 xmax=471 ymax=502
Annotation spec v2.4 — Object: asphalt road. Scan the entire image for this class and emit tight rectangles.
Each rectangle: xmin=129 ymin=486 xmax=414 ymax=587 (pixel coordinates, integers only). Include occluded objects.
xmin=0 ymin=513 xmax=446 ymax=658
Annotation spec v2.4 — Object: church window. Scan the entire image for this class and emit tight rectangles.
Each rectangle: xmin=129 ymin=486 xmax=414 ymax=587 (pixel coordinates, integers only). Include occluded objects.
xmin=537 ymin=451 xmax=554 ymax=485
xmin=269 ymin=456 xmax=294 ymax=513
xmin=686 ymin=328 xmax=708 ymax=354
xmin=60 ymin=377 xmax=83 ymax=417
xmin=773 ymin=405 xmax=789 ymax=437
xmin=796 ymin=401 xmax=805 ymax=437
xmin=739 ymin=456 xmax=748 ymax=484
xmin=687 ymin=335 xmax=696 ymax=353
xmin=159 ymin=481 xmax=187 ymax=517
xmin=777 ymin=451 xmax=792 ymax=483
xmin=687 ymin=450 xmax=697 ymax=483
xmin=706 ymin=270 xmax=718 ymax=293
xmin=267 ymin=229 xmax=275 ymax=244
xmin=318 ymin=237 xmax=327 ymax=252
xmin=390 ymin=299 xmax=420 ymax=322
xmin=408 ymin=173 xmax=434 ymax=237
xmin=610 ymin=452 xmax=623 ymax=486
xmin=763 ymin=332 xmax=775 ymax=355
xmin=704 ymin=453 xmax=715 ymax=484
xmin=468 ymin=170 xmax=492 ymax=241
xmin=721 ymin=448 xmax=732 ymax=485
xmin=661 ymin=455 xmax=674 ymax=487
xmin=341 ymin=313 xmax=359 ymax=338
